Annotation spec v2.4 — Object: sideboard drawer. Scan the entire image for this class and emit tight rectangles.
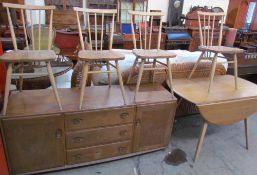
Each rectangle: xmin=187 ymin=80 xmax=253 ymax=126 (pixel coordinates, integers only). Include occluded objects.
xmin=65 ymin=107 xmax=135 ymax=131
xmin=67 ymin=141 xmax=132 ymax=165
xmin=66 ymin=124 xmax=133 ymax=149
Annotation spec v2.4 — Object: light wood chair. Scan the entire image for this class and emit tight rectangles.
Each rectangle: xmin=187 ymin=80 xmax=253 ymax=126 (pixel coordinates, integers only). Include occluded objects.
xmin=127 ymin=11 xmax=176 ymax=101
xmin=0 ymin=3 xmax=62 ymax=115
xmin=188 ymin=11 xmax=244 ymax=92
xmin=73 ymin=7 xmax=127 ymax=109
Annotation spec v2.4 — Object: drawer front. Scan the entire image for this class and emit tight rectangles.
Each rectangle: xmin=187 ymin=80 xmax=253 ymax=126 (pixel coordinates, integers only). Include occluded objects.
xmin=65 ymin=107 xmax=135 ymax=131
xmin=66 ymin=124 xmax=133 ymax=149
xmin=67 ymin=141 xmax=132 ymax=165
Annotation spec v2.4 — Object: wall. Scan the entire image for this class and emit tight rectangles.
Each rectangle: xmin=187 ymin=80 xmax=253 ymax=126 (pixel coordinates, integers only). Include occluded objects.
xmin=148 ymin=0 xmax=230 ymax=22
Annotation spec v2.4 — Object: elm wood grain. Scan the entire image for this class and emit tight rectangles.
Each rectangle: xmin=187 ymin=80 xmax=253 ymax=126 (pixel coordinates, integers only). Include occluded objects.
xmin=173 ymin=75 xmax=257 ymax=161
xmin=1 ymin=114 xmax=65 ymax=175
xmin=65 ymin=107 xmax=135 ymax=131
xmin=198 ymin=46 xmax=244 ymax=54
xmin=67 ymin=141 xmax=132 ymax=165
xmin=132 ymin=49 xmax=176 ymax=59
xmin=66 ymin=124 xmax=133 ymax=149
xmin=3 ymin=85 xmax=174 ymax=118
xmin=133 ymin=102 xmax=177 ymax=152
xmin=78 ymin=50 xmax=125 ymax=61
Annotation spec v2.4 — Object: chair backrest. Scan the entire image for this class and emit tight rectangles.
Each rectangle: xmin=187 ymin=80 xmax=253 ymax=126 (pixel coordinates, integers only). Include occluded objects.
xmin=128 ymin=10 xmax=164 ymax=50
xmin=73 ymin=7 xmax=117 ymax=51
xmin=2 ymin=3 xmax=55 ymax=51
xmin=197 ymin=11 xmax=225 ymax=47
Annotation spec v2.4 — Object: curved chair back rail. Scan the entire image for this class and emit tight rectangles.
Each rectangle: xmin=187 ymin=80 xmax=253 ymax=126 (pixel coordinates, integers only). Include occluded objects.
xmin=198 ymin=98 xmax=257 ymax=125
xmin=2 ymin=2 xmax=56 ymax=51
xmin=128 ymin=10 xmax=164 ymax=50
xmin=73 ymin=7 xmax=117 ymax=51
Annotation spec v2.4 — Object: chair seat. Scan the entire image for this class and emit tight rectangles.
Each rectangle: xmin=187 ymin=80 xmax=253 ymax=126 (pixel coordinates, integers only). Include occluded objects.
xmin=78 ymin=50 xmax=125 ymax=61
xmin=132 ymin=49 xmax=177 ymax=59
xmin=0 ymin=50 xmax=56 ymax=62
xmin=199 ymin=46 xmax=244 ymax=54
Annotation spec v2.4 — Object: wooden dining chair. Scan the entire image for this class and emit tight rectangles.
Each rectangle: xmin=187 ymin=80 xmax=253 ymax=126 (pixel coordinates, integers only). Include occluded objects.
xmin=0 ymin=3 xmax=62 ymax=115
xmin=127 ymin=11 xmax=176 ymax=101
xmin=73 ymin=7 xmax=127 ymax=109
xmin=188 ymin=11 xmax=244 ymax=92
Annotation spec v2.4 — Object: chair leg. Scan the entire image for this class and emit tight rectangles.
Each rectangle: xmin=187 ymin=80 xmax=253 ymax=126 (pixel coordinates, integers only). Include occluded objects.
xmin=152 ymin=58 xmax=156 ymax=83
xmin=134 ymin=59 xmax=145 ymax=101
xmin=127 ymin=57 xmax=138 ymax=84
xmin=234 ymin=54 xmax=238 ymax=90
xmin=19 ymin=63 xmax=24 ymax=92
xmin=208 ymin=53 xmax=218 ymax=93
xmin=106 ymin=61 xmax=111 ymax=87
xmin=167 ymin=58 xmax=174 ymax=97
xmin=46 ymin=61 xmax=62 ymax=111
xmin=194 ymin=121 xmax=208 ymax=162
xmin=188 ymin=51 xmax=205 ymax=79
xmin=2 ymin=63 xmax=13 ymax=115
xmin=115 ymin=61 xmax=128 ymax=105
xmin=244 ymin=118 xmax=250 ymax=150
xmin=79 ymin=61 xmax=85 ymax=89
xmin=79 ymin=62 xmax=89 ymax=110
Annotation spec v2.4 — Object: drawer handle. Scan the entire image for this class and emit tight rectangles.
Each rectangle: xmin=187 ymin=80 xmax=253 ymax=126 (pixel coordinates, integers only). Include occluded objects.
xmin=74 ymin=154 xmax=82 ymax=160
xmin=55 ymin=129 xmax=62 ymax=139
xmin=73 ymin=137 xmax=84 ymax=143
xmin=72 ymin=118 xmax=82 ymax=125
xmin=119 ymin=130 xmax=128 ymax=136
xmin=135 ymin=119 xmax=141 ymax=127
xmin=120 ymin=112 xmax=129 ymax=119
xmin=118 ymin=146 xmax=127 ymax=154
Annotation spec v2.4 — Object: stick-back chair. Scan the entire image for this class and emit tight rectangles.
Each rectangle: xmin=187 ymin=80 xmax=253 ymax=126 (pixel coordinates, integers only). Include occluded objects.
xmin=73 ymin=7 xmax=127 ymax=109
xmin=127 ymin=10 xmax=176 ymax=101
xmin=188 ymin=11 xmax=244 ymax=92
xmin=0 ymin=3 xmax=62 ymax=115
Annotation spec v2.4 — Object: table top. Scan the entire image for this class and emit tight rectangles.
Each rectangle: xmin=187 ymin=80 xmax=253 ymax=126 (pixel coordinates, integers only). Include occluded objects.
xmin=173 ymin=75 xmax=257 ymax=106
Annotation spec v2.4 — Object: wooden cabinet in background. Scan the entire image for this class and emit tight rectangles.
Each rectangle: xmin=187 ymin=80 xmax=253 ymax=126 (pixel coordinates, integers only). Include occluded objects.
xmin=2 ymin=114 xmax=66 ymax=175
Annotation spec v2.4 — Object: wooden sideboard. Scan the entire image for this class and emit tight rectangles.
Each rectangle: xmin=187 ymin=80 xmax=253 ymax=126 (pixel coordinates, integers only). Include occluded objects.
xmin=0 ymin=85 xmax=177 ymax=175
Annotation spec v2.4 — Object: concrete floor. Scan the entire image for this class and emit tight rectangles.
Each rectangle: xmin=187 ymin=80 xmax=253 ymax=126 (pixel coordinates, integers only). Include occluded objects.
xmin=44 ymin=71 xmax=257 ymax=175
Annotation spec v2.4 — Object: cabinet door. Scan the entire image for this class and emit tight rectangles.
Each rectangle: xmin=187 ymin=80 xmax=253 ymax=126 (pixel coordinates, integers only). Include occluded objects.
xmin=133 ymin=102 xmax=177 ymax=152
xmin=2 ymin=114 xmax=65 ymax=175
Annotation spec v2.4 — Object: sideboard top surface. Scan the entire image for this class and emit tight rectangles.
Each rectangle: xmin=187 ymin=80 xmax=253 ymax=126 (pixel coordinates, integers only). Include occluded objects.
xmin=1 ymin=84 xmax=176 ymax=118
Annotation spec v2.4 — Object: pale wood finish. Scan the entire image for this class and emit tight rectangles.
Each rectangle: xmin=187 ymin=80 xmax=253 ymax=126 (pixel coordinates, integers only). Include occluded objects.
xmin=193 ymin=122 xmax=208 ymax=162
xmin=74 ymin=7 xmax=127 ymax=108
xmin=128 ymin=11 xmax=176 ymax=100
xmin=189 ymin=11 xmax=244 ymax=92
xmin=244 ymin=118 xmax=250 ymax=150
xmin=173 ymin=75 xmax=257 ymax=161
xmin=0 ymin=3 xmax=62 ymax=115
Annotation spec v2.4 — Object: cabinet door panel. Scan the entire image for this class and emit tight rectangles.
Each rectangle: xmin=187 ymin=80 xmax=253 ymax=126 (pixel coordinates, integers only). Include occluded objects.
xmin=133 ymin=102 xmax=177 ymax=152
xmin=2 ymin=114 xmax=65 ymax=175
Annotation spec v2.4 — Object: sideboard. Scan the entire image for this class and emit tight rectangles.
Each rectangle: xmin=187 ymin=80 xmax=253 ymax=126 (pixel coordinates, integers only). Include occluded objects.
xmin=0 ymin=85 xmax=177 ymax=175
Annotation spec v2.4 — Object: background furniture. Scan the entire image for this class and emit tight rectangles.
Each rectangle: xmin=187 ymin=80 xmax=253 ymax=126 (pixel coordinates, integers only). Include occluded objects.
xmin=173 ymin=75 xmax=257 ymax=161
xmin=1 ymin=85 xmax=176 ymax=175
xmin=189 ymin=11 xmax=243 ymax=92
xmin=0 ymin=3 xmax=62 ymax=115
